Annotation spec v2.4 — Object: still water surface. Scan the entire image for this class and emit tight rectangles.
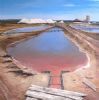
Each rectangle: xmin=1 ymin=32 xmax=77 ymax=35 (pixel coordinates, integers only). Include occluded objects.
xmin=5 ymin=25 xmax=49 ymax=34
xmin=8 ymin=27 xmax=88 ymax=74
xmin=72 ymin=25 xmax=99 ymax=33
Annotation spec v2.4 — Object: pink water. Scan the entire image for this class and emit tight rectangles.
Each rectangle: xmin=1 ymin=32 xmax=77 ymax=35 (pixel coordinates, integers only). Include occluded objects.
xmin=8 ymin=27 xmax=88 ymax=88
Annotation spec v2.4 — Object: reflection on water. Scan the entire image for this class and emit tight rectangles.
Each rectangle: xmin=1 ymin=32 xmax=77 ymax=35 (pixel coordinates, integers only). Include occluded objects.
xmin=8 ymin=27 xmax=88 ymax=73
xmin=72 ymin=25 xmax=99 ymax=33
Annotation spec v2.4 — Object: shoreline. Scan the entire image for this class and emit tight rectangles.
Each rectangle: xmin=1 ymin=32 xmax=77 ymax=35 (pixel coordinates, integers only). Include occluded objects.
xmin=64 ymin=31 xmax=90 ymax=68
xmin=7 ymin=27 xmax=89 ymax=74
xmin=5 ymin=26 xmax=55 ymax=74
xmin=63 ymin=29 xmax=95 ymax=75
xmin=62 ymin=25 xmax=97 ymax=74
xmin=0 ymin=25 xmax=54 ymax=100
xmin=56 ymin=24 xmax=99 ymax=99
xmin=0 ymin=23 xmax=47 ymax=33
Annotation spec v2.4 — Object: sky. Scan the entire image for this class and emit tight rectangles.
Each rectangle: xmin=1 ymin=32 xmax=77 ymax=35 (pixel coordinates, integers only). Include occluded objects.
xmin=0 ymin=0 xmax=99 ymax=21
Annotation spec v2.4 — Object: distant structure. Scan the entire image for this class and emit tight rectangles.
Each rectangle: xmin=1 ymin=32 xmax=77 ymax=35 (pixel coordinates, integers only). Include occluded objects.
xmin=73 ymin=19 xmax=83 ymax=23
xmin=73 ymin=15 xmax=90 ymax=24
xmin=84 ymin=15 xmax=90 ymax=23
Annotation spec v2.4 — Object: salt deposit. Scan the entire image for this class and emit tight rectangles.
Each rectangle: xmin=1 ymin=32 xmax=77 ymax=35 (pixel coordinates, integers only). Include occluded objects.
xmin=18 ymin=18 xmax=56 ymax=24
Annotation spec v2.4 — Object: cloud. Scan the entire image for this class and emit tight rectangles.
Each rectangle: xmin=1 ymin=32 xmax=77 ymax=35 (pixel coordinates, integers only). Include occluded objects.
xmin=63 ymin=4 xmax=76 ymax=7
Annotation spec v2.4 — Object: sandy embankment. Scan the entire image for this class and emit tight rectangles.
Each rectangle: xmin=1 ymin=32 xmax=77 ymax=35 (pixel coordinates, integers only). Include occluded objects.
xmin=0 ymin=25 xmax=54 ymax=100
xmin=58 ymin=24 xmax=99 ymax=100
xmin=0 ymin=23 xmax=45 ymax=33
xmin=0 ymin=23 xmax=99 ymax=100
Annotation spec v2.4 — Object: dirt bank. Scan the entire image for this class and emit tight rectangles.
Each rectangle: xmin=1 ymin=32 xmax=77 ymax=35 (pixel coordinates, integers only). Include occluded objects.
xmin=57 ymin=24 xmax=99 ymax=100
xmin=0 ymin=23 xmax=46 ymax=33
xmin=0 ymin=23 xmax=99 ymax=100
xmin=0 ymin=25 xmax=54 ymax=100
